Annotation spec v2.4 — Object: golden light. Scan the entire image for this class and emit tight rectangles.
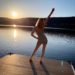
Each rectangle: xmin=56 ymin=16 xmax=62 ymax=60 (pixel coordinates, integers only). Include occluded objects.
xmin=13 ymin=29 xmax=17 ymax=41
xmin=14 ymin=30 xmax=17 ymax=38
xmin=13 ymin=24 xmax=16 ymax=27
xmin=12 ymin=11 xmax=17 ymax=18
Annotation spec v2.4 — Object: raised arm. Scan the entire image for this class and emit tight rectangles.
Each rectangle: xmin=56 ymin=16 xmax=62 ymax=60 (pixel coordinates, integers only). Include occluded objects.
xmin=47 ymin=8 xmax=55 ymax=18
xmin=44 ymin=8 xmax=55 ymax=25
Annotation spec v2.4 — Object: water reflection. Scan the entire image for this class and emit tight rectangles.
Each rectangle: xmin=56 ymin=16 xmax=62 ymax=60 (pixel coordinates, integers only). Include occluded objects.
xmin=13 ymin=29 xmax=17 ymax=41
xmin=13 ymin=24 xmax=16 ymax=27
xmin=0 ymin=27 xmax=75 ymax=61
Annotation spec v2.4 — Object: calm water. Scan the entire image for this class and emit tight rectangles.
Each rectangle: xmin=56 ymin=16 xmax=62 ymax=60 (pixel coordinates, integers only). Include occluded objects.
xmin=0 ymin=27 xmax=75 ymax=63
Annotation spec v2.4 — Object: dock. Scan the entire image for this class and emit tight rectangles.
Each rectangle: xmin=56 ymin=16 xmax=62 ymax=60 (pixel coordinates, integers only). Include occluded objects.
xmin=0 ymin=54 xmax=74 ymax=75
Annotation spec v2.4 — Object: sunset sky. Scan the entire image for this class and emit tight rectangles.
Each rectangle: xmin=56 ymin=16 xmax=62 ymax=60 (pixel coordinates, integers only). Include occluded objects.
xmin=0 ymin=0 xmax=75 ymax=18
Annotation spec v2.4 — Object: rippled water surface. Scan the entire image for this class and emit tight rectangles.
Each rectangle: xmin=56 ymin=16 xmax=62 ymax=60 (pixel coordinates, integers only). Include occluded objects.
xmin=0 ymin=27 xmax=75 ymax=62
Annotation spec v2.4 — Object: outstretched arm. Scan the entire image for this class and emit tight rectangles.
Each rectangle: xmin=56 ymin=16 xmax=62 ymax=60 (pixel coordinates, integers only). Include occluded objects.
xmin=47 ymin=8 xmax=55 ymax=18
xmin=44 ymin=8 xmax=55 ymax=25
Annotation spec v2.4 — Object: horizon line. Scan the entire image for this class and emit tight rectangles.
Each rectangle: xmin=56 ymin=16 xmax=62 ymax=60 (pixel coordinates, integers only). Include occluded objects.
xmin=0 ymin=16 xmax=75 ymax=19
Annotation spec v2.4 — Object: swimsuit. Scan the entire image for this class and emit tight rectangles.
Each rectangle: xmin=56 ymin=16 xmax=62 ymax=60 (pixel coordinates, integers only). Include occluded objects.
xmin=37 ymin=32 xmax=48 ymax=44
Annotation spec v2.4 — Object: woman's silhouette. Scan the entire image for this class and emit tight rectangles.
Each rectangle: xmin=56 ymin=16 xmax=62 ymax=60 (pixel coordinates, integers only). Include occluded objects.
xmin=30 ymin=8 xmax=55 ymax=63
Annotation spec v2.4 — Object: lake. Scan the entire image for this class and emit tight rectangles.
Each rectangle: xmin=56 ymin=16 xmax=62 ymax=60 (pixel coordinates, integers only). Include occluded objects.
xmin=0 ymin=26 xmax=75 ymax=67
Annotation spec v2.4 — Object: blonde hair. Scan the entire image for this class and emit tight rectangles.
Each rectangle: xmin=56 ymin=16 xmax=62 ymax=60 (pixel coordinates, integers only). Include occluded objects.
xmin=35 ymin=18 xmax=40 ymax=27
xmin=35 ymin=18 xmax=44 ymax=28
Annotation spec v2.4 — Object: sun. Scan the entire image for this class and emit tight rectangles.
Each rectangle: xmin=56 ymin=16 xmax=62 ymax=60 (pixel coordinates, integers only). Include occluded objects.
xmin=12 ymin=11 xmax=18 ymax=18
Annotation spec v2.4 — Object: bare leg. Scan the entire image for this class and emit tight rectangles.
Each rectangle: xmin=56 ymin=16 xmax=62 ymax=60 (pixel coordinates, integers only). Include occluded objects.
xmin=30 ymin=42 xmax=41 ymax=60
xmin=40 ymin=44 xmax=46 ymax=62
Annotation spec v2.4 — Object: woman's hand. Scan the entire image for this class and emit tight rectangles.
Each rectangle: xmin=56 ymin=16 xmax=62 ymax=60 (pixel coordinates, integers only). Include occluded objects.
xmin=35 ymin=36 xmax=39 ymax=39
xmin=48 ymin=8 xmax=55 ymax=18
xmin=31 ymin=34 xmax=38 ymax=39
xmin=44 ymin=8 xmax=55 ymax=26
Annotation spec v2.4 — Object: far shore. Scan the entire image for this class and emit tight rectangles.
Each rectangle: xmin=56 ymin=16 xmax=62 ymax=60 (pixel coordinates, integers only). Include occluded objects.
xmin=0 ymin=25 xmax=75 ymax=34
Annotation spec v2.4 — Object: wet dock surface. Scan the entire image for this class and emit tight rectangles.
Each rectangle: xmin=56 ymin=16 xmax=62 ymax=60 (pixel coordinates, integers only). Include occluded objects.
xmin=0 ymin=54 xmax=74 ymax=75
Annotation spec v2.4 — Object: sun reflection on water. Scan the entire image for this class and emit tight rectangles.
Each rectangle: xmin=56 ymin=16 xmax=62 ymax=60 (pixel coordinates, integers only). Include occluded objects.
xmin=13 ymin=29 xmax=17 ymax=41
xmin=13 ymin=24 xmax=16 ymax=27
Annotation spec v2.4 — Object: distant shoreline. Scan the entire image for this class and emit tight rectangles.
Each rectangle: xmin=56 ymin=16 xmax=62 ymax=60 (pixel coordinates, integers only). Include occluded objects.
xmin=0 ymin=25 xmax=75 ymax=34
xmin=0 ymin=17 xmax=75 ymax=30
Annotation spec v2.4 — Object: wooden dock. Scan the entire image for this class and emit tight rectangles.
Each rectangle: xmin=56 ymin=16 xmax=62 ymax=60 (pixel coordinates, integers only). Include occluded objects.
xmin=0 ymin=54 xmax=74 ymax=75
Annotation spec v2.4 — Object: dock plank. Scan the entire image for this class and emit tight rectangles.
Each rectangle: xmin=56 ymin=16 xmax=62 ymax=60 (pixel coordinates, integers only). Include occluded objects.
xmin=0 ymin=54 xmax=74 ymax=75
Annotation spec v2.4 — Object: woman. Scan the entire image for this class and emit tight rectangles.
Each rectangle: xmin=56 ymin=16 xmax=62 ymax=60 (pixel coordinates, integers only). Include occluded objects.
xmin=30 ymin=8 xmax=55 ymax=63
